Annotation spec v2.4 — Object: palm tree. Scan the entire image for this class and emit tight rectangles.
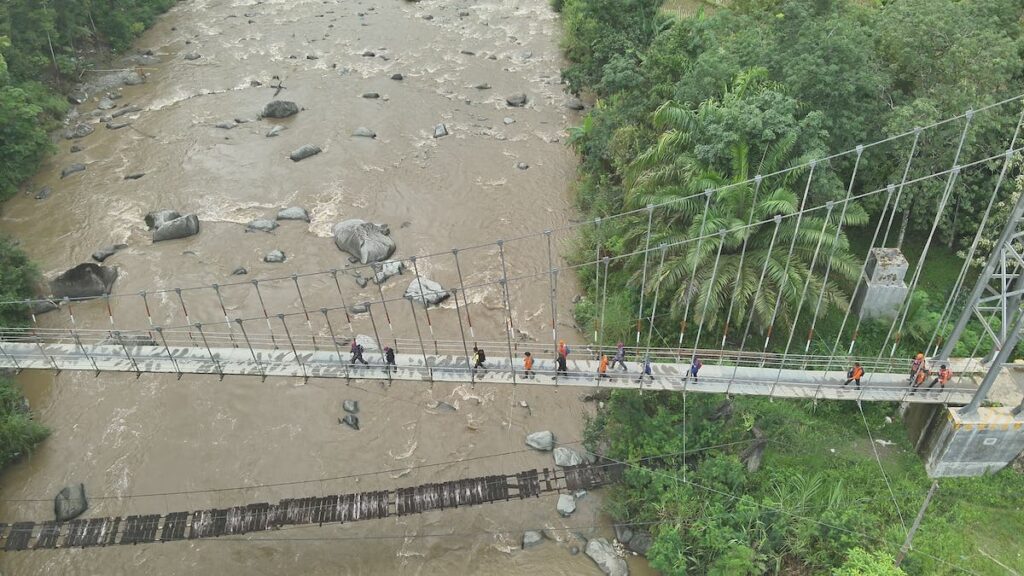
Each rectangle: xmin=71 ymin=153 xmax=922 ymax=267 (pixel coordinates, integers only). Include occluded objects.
xmin=624 ymin=72 xmax=865 ymax=346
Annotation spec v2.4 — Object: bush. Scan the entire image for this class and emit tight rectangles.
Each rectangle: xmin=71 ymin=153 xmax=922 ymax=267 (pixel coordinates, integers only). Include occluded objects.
xmin=0 ymin=377 xmax=49 ymax=469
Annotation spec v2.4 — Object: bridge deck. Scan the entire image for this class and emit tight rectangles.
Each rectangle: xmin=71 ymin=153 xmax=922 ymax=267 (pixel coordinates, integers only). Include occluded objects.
xmin=0 ymin=343 xmax=979 ymax=404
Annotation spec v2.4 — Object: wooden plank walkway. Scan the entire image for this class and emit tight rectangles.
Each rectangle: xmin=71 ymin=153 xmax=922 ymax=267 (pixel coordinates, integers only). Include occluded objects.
xmin=0 ymin=342 xmax=980 ymax=404
xmin=0 ymin=462 xmax=622 ymax=552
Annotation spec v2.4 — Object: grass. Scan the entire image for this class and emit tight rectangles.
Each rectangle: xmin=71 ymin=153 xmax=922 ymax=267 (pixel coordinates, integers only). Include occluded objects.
xmin=0 ymin=378 xmax=49 ymax=470
xmin=660 ymin=0 xmax=719 ymax=17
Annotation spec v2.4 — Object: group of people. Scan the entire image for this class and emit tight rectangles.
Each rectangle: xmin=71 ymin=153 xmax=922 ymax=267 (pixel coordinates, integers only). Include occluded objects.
xmin=842 ymin=353 xmax=952 ymax=393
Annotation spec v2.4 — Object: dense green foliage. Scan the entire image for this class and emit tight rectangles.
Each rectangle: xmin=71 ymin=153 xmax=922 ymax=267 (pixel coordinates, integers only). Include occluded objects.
xmin=0 ymin=377 xmax=49 ymax=470
xmin=0 ymin=0 xmax=175 ymax=200
xmin=561 ymin=0 xmax=1024 ymax=359
xmin=588 ymin=390 xmax=1024 ymax=574
xmin=560 ymin=0 xmax=1024 ymax=573
xmin=0 ymin=237 xmax=38 ymax=327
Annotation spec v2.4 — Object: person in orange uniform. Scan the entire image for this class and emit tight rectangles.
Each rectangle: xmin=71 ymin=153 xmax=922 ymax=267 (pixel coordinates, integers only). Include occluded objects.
xmin=843 ymin=362 xmax=864 ymax=389
xmin=598 ymin=354 xmax=609 ymax=379
xmin=929 ymin=364 xmax=952 ymax=390
xmin=558 ymin=339 xmax=569 ymax=360
xmin=523 ymin=351 xmax=535 ymax=378
xmin=910 ymin=363 xmax=928 ymax=394
xmin=909 ymin=353 xmax=925 ymax=384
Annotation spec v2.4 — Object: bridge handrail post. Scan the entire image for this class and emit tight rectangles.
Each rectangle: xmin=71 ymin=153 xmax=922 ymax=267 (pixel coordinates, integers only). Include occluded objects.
xmin=321 ymin=309 xmax=346 ymax=377
xmin=278 ymin=313 xmax=308 ymax=382
xmin=194 ymin=323 xmax=224 ymax=381
xmin=407 ymin=296 xmax=433 ymax=383
xmin=211 ymin=284 xmax=238 ymax=349
xmin=291 ymin=275 xmax=318 ymax=351
xmin=235 ymin=319 xmax=266 ymax=381
xmin=366 ymin=303 xmax=389 ymax=385
xmin=72 ymin=330 xmax=100 ymax=376
xmin=113 ymin=330 xmax=142 ymax=378
xmin=450 ymin=287 xmax=473 ymax=387
xmin=496 ymin=241 xmax=518 ymax=386
xmin=154 ymin=326 xmax=182 ymax=379
xmin=409 ymin=256 xmax=438 ymax=356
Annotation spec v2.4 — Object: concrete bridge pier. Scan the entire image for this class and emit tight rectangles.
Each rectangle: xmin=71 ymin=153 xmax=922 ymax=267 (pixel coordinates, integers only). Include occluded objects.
xmin=920 ymin=406 xmax=1024 ymax=477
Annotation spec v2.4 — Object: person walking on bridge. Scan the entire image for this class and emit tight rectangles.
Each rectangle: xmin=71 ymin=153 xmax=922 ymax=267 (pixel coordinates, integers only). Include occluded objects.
xmin=909 ymin=353 xmax=925 ymax=384
xmin=472 ymin=346 xmax=486 ymax=374
xmin=384 ymin=346 xmax=396 ymax=373
xmin=909 ymin=360 xmax=929 ymax=394
xmin=555 ymin=352 xmax=568 ymax=377
xmin=690 ymin=356 xmax=703 ymax=383
xmin=843 ymin=362 xmax=864 ymax=390
xmin=611 ymin=342 xmax=627 ymax=371
xmin=349 ymin=340 xmax=369 ymax=367
xmin=637 ymin=357 xmax=653 ymax=384
xmin=523 ymin=351 xmax=535 ymax=379
xmin=598 ymin=354 xmax=609 ymax=379
xmin=558 ymin=339 xmax=570 ymax=360
xmin=928 ymin=364 xmax=952 ymax=391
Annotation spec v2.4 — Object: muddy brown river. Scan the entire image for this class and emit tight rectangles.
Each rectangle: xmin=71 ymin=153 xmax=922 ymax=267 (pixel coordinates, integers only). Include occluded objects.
xmin=0 ymin=0 xmax=654 ymax=573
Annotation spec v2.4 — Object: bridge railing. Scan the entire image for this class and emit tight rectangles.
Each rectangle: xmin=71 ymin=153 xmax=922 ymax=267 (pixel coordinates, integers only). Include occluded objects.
xmin=0 ymin=325 xmax=983 ymax=379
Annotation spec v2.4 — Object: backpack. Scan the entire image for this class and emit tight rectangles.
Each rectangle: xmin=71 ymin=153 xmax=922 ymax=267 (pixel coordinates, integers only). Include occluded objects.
xmin=356 ymin=344 xmax=364 ymax=355
xmin=477 ymin=349 xmax=486 ymax=362
xmin=564 ymin=344 xmax=571 ymax=356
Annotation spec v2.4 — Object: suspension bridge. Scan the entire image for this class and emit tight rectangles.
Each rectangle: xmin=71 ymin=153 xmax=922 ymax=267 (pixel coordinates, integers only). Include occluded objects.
xmin=2 ymin=97 xmax=1023 ymax=412
xmin=3 ymin=96 xmax=1024 ymax=557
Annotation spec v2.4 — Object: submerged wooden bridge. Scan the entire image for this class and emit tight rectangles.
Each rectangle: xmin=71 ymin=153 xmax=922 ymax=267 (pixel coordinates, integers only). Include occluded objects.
xmin=0 ymin=462 xmax=621 ymax=552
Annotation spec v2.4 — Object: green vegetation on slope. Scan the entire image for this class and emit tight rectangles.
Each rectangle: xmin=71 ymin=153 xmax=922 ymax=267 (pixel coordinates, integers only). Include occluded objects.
xmin=0 ymin=377 xmax=49 ymax=470
xmin=586 ymin=391 xmax=1024 ymax=574
xmin=556 ymin=0 xmax=1024 ymax=572
xmin=558 ymin=0 xmax=1024 ymax=360
xmin=0 ymin=0 xmax=176 ymax=201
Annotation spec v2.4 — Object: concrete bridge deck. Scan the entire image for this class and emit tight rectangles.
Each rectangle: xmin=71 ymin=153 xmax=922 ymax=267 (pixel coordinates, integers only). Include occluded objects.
xmin=0 ymin=342 xmax=981 ymax=404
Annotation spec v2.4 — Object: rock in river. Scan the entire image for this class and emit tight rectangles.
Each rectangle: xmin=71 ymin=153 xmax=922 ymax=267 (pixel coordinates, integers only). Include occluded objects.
xmin=404 ymin=276 xmax=449 ymax=306
xmin=144 ymin=210 xmax=181 ymax=230
xmin=266 ymin=125 xmax=286 ymax=137
xmin=522 ymin=530 xmax=543 ymax=549
xmin=91 ymin=244 xmax=127 ymax=263
xmin=340 ymin=414 xmax=360 ymax=430
xmin=61 ymin=163 xmax=86 ymax=179
xmin=372 ymin=260 xmax=404 ymax=284
xmin=264 ymin=250 xmax=286 ymax=263
xmin=65 ymin=123 xmax=94 ymax=140
xmin=262 ymin=100 xmax=299 ymax=118
xmin=153 ymin=214 xmax=200 ymax=242
xmin=525 ymin=430 xmax=554 ymax=451
xmin=585 ymin=538 xmax=628 ymax=576
xmin=49 ymin=263 xmax=118 ymax=299
xmin=553 ymin=447 xmax=583 ymax=467
xmin=290 ymin=144 xmax=322 ymax=162
xmin=433 ymin=123 xmax=448 ymax=138
xmin=332 ymin=219 xmax=396 ymax=264
xmin=506 ymin=93 xmax=528 ymax=107
xmin=352 ymin=127 xmax=377 ymax=138
xmin=556 ymin=494 xmax=576 ymax=517
xmin=246 ymin=219 xmax=279 ymax=233
xmin=54 ymin=483 xmax=88 ymax=522
xmin=565 ymin=97 xmax=585 ymax=110
xmin=276 ymin=206 xmax=310 ymax=221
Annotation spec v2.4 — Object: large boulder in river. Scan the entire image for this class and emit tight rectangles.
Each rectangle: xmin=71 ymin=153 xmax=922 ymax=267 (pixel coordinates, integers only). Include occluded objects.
xmin=585 ymin=538 xmax=628 ymax=576
xmin=49 ymin=263 xmax=118 ymax=299
xmin=144 ymin=210 xmax=181 ymax=230
xmin=262 ymin=100 xmax=299 ymax=118
xmin=276 ymin=206 xmax=310 ymax=222
xmin=290 ymin=144 xmax=322 ymax=162
xmin=404 ymin=276 xmax=449 ymax=306
xmin=246 ymin=219 xmax=278 ymax=233
xmin=61 ymin=163 xmax=86 ymax=179
xmin=153 ymin=214 xmax=200 ymax=242
xmin=553 ymin=446 xmax=583 ymax=467
xmin=332 ymin=219 xmax=395 ymax=264
xmin=506 ymin=93 xmax=528 ymax=107
xmin=65 ymin=123 xmax=94 ymax=140
xmin=525 ymin=430 xmax=554 ymax=451
xmin=372 ymin=260 xmax=404 ymax=284
xmin=54 ymin=483 xmax=88 ymax=522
